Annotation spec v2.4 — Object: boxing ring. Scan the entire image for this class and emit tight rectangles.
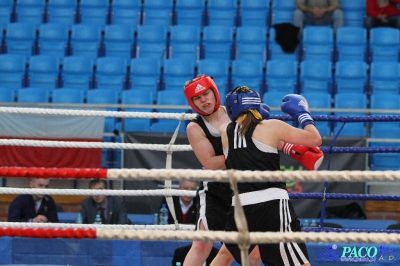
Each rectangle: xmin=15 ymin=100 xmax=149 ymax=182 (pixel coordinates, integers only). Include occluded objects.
xmin=0 ymin=106 xmax=400 ymax=265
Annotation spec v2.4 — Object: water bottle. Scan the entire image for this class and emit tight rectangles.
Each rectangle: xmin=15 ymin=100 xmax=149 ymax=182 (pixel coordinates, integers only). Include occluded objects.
xmin=154 ymin=213 xmax=159 ymax=225
xmin=175 ymin=262 xmax=182 ymax=266
xmin=75 ymin=213 xmax=82 ymax=224
xmin=302 ymin=219 xmax=310 ymax=228
xmin=159 ymin=203 xmax=169 ymax=225
xmin=94 ymin=214 xmax=102 ymax=224
xmin=310 ymin=219 xmax=318 ymax=227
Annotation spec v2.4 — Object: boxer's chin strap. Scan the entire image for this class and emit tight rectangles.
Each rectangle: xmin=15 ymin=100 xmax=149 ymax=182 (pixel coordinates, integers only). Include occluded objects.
xmin=165 ymin=114 xmax=185 ymax=229
xmin=319 ymin=121 xmax=346 ymax=230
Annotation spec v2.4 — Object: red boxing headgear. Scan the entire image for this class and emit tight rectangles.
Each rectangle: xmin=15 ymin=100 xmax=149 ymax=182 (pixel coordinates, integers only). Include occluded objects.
xmin=184 ymin=75 xmax=220 ymax=116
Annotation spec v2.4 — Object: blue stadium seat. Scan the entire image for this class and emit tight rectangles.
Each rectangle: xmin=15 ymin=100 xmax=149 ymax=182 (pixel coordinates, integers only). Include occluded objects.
xmin=300 ymin=59 xmax=332 ymax=93
xmin=14 ymin=0 xmax=45 ymax=26
xmin=333 ymin=91 xmax=367 ymax=137
xmin=268 ymin=27 xmax=299 ymax=61
xmin=231 ymin=59 xmax=264 ymax=94
xmin=0 ymin=87 xmax=15 ymax=102
xmin=129 ymin=57 xmax=162 ymax=101
xmin=94 ymin=56 xmax=128 ymax=93
xmin=262 ymin=91 xmax=288 ymax=116
xmin=340 ymin=0 xmax=366 ymax=27
xmin=152 ymin=90 xmax=187 ymax=133
xmin=103 ymin=24 xmax=135 ymax=59
xmin=301 ymin=91 xmax=332 ymax=136
xmin=370 ymin=61 xmax=400 ymax=95
xmin=168 ymin=25 xmax=201 ymax=61
xmin=110 ymin=0 xmax=141 ymax=26
xmin=87 ymin=88 xmax=119 ymax=132
xmin=135 ymin=24 xmax=168 ymax=59
xmin=239 ymin=0 xmax=270 ymax=27
xmin=37 ymin=23 xmax=69 ymax=59
xmin=336 ymin=26 xmax=367 ymax=62
xmin=27 ymin=55 xmax=60 ymax=91
xmin=235 ymin=26 xmax=267 ymax=62
xmin=46 ymin=0 xmax=77 ymax=26
xmin=265 ymin=59 xmax=298 ymax=94
xmin=197 ymin=58 xmax=230 ymax=97
xmin=369 ymin=27 xmax=400 ymax=62
xmin=174 ymin=0 xmax=205 ymax=26
xmin=206 ymin=0 xmax=238 ymax=27
xmin=70 ymin=24 xmax=102 ymax=60
xmin=202 ymin=25 xmax=234 ymax=60
xmin=369 ymin=142 xmax=400 ymax=170
xmin=52 ymin=88 xmax=85 ymax=103
xmin=17 ymin=87 xmax=49 ymax=103
xmin=117 ymin=89 xmax=153 ymax=132
xmin=0 ymin=0 xmax=12 ymax=26
xmin=162 ymin=58 xmax=196 ymax=91
xmin=334 ymin=60 xmax=367 ymax=94
xmin=78 ymin=0 xmax=109 ymax=26
xmin=0 ymin=54 xmax=26 ymax=91
xmin=302 ymin=26 xmax=334 ymax=61
xmin=271 ymin=0 xmax=296 ymax=24
xmin=61 ymin=56 xmax=94 ymax=92
xmin=369 ymin=93 xmax=400 ymax=139
xmin=142 ymin=0 xmax=173 ymax=26
xmin=4 ymin=22 xmax=36 ymax=57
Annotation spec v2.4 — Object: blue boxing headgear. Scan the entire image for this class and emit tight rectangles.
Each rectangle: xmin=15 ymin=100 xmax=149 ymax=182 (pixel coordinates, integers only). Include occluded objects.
xmin=225 ymin=86 xmax=262 ymax=121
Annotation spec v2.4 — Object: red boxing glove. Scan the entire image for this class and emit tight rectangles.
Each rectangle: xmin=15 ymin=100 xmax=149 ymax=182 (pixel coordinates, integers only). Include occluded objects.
xmin=282 ymin=142 xmax=324 ymax=170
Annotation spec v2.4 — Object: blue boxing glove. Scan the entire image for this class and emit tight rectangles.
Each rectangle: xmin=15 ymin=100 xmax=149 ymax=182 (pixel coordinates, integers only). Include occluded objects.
xmin=260 ymin=103 xmax=270 ymax=120
xmin=281 ymin=94 xmax=314 ymax=128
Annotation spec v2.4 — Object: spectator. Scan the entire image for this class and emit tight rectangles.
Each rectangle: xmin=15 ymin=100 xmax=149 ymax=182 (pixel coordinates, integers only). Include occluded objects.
xmin=365 ymin=0 xmax=400 ymax=29
xmin=81 ymin=179 xmax=130 ymax=224
xmin=293 ymin=0 xmax=344 ymax=32
xmin=8 ymin=178 xmax=59 ymax=223
xmin=160 ymin=180 xmax=198 ymax=225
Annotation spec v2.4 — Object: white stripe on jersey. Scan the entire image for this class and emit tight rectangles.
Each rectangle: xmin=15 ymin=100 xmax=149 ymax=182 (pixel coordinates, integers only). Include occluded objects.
xmin=233 ymin=123 xmax=246 ymax=149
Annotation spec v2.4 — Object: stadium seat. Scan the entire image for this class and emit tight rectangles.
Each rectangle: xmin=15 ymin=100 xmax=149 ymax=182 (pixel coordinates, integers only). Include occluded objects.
xmin=103 ymin=24 xmax=135 ymax=59
xmin=162 ymin=58 xmax=196 ymax=91
xmin=78 ymin=0 xmax=109 ymax=26
xmin=174 ymin=0 xmax=205 ymax=26
xmin=369 ymin=93 xmax=400 ymax=139
xmin=370 ymin=61 xmax=400 ymax=95
xmin=70 ymin=24 xmax=102 ymax=60
xmin=231 ymin=59 xmax=265 ymax=94
xmin=152 ymin=90 xmax=187 ymax=133
xmin=60 ymin=56 xmax=94 ymax=93
xmin=168 ymin=25 xmax=201 ymax=61
xmin=4 ymin=22 xmax=36 ymax=57
xmin=271 ymin=0 xmax=296 ymax=24
xmin=302 ymin=26 xmax=334 ymax=61
xmin=202 ymin=25 xmax=234 ymax=60
xmin=299 ymin=59 xmax=332 ymax=93
xmin=52 ymin=88 xmax=85 ymax=104
xmin=262 ymin=91 xmax=287 ymax=116
xmin=27 ymin=55 xmax=60 ymax=91
xmin=336 ymin=26 xmax=367 ymax=62
xmin=333 ymin=91 xmax=367 ymax=137
xmin=117 ymin=89 xmax=153 ymax=133
xmin=268 ymin=27 xmax=299 ymax=61
xmin=14 ymin=0 xmax=45 ymax=26
xmin=135 ymin=24 xmax=168 ymax=59
xmin=17 ymin=87 xmax=49 ymax=103
xmin=46 ymin=0 xmax=77 ymax=26
xmin=197 ymin=58 xmax=230 ymax=97
xmin=87 ymin=88 xmax=119 ymax=132
xmin=0 ymin=0 xmax=12 ymax=26
xmin=239 ymin=0 xmax=270 ymax=27
xmin=129 ymin=57 xmax=162 ymax=101
xmin=369 ymin=27 xmax=400 ymax=62
xmin=265 ymin=59 xmax=298 ymax=94
xmin=340 ymin=0 xmax=366 ymax=27
xmin=0 ymin=54 xmax=26 ymax=91
xmin=94 ymin=56 xmax=128 ymax=92
xmin=334 ymin=60 xmax=367 ymax=94
xmin=142 ymin=0 xmax=173 ymax=26
xmin=0 ymin=87 xmax=15 ymax=102
xmin=301 ymin=91 xmax=332 ymax=136
xmin=110 ymin=0 xmax=141 ymax=26
xmin=235 ymin=26 xmax=267 ymax=62
xmin=206 ymin=0 xmax=238 ymax=27
xmin=369 ymin=142 xmax=400 ymax=170
xmin=37 ymin=23 xmax=69 ymax=59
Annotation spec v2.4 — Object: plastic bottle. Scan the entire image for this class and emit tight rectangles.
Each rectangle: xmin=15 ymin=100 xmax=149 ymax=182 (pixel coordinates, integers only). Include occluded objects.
xmin=159 ymin=203 xmax=169 ymax=225
xmin=310 ymin=219 xmax=317 ymax=227
xmin=302 ymin=219 xmax=310 ymax=228
xmin=75 ymin=213 xmax=82 ymax=224
xmin=94 ymin=214 xmax=102 ymax=224
xmin=175 ymin=262 xmax=182 ymax=266
xmin=154 ymin=213 xmax=159 ymax=225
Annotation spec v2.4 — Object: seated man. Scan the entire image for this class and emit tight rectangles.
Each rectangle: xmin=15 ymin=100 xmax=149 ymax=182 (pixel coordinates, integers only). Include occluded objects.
xmin=81 ymin=179 xmax=130 ymax=224
xmin=160 ymin=180 xmax=198 ymax=225
xmin=8 ymin=178 xmax=59 ymax=223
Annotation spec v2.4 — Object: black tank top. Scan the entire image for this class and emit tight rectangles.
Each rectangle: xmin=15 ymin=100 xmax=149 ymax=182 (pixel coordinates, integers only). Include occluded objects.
xmin=225 ymin=122 xmax=286 ymax=193
xmin=191 ymin=115 xmax=223 ymax=156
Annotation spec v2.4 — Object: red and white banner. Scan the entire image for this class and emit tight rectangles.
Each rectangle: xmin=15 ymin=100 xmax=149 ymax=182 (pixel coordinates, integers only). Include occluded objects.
xmin=0 ymin=113 xmax=104 ymax=168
